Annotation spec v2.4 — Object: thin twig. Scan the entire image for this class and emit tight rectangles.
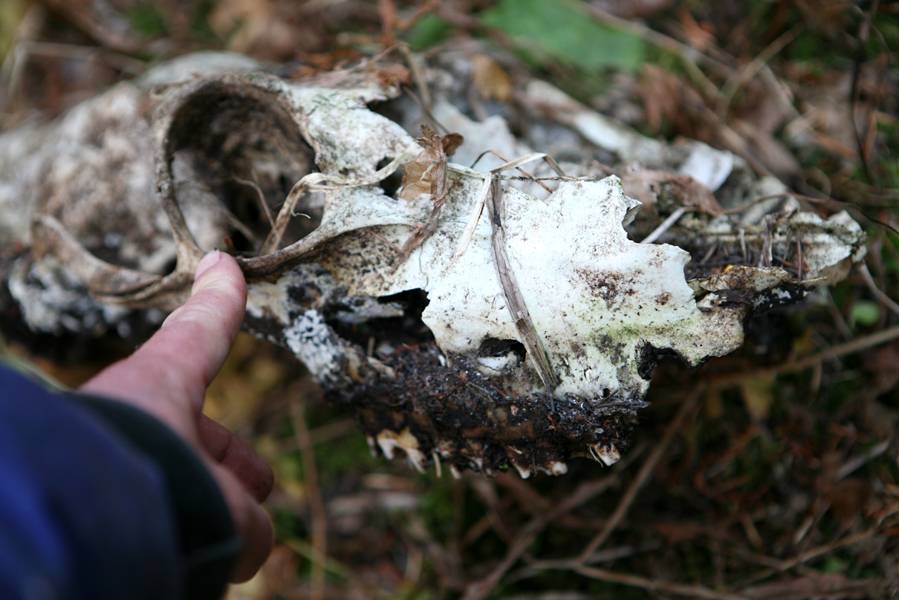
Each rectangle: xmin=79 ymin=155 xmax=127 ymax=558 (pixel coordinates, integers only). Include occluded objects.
xmin=513 ymin=558 xmax=747 ymax=600
xmin=837 ymin=439 xmax=891 ymax=481
xmin=508 ymin=542 xmax=661 ymax=585
xmin=469 ymin=149 xmax=560 ymax=193
xmin=378 ymin=0 xmax=398 ymax=45
xmin=309 ymin=418 xmax=357 ymax=446
xmin=723 ymin=191 xmax=899 ymax=236
xmin=486 ymin=174 xmax=559 ymax=392
xmin=859 ymin=262 xmax=899 ymax=317
xmin=711 ymin=325 xmax=899 ymax=386
xmin=577 ymin=386 xmax=703 ymax=561
xmin=849 ymin=0 xmax=882 ymax=184
xmin=641 ymin=206 xmax=689 ymax=244
xmin=461 ymin=477 xmax=616 ymax=600
xmin=290 ymin=401 xmax=328 ymax=600
xmin=572 ymin=564 xmax=747 ymax=600
xmin=462 ymin=448 xmax=646 ymax=600
xmin=233 ymin=175 xmax=275 ymax=230
xmin=262 ymin=152 xmax=412 ymax=254
xmin=718 ymin=25 xmax=802 ymax=117
xmin=582 ymin=3 xmax=723 ymax=101
xmin=828 ymin=288 xmax=854 ymax=339
xmin=397 ymin=42 xmax=433 ymax=110
xmin=451 ymin=175 xmax=493 ymax=263
xmin=16 ymin=40 xmax=145 ymax=72
xmin=774 ymin=523 xmax=890 ymax=572
xmin=282 ymin=538 xmax=349 ymax=580
xmin=778 ymin=325 xmax=899 ymax=374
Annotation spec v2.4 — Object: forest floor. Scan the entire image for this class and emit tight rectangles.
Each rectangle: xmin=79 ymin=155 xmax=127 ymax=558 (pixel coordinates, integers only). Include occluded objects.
xmin=1 ymin=1 xmax=898 ymax=598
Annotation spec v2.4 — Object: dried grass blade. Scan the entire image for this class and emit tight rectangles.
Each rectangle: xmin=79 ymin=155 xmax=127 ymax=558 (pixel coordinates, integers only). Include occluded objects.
xmin=486 ymin=175 xmax=559 ymax=392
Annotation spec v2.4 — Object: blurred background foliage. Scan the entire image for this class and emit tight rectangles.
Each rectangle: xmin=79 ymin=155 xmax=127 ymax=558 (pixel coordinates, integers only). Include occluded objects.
xmin=1 ymin=1 xmax=898 ymax=598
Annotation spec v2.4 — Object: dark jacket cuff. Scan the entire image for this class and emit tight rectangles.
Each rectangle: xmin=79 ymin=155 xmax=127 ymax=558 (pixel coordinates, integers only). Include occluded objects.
xmin=76 ymin=393 xmax=240 ymax=600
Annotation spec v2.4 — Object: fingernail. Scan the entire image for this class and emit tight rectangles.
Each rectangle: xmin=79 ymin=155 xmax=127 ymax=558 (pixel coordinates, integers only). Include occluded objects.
xmin=195 ymin=251 xmax=222 ymax=281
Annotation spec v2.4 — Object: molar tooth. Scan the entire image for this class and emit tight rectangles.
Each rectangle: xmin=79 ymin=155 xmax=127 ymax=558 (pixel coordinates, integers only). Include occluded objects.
xmin=432 ymin=451 xmax=442 ymax=478
xmin=549 ymin=461 xmax=568 ymax=475
xmin=592 ymin=443 xmax=620 ymax=467
xmin=511 ymin=462 xmax=531 ymax=479
xmin=407 ymin=451 xmax=426 ymax=474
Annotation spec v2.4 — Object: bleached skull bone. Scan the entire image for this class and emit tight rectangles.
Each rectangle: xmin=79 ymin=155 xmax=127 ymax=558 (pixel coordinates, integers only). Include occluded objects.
xmin=1 ymin=53 xmax=866 ymax=474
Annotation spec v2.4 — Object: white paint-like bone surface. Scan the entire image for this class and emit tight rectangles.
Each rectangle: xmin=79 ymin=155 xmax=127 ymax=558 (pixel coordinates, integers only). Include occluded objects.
xmin=377 ymin=173 xmax=745 ymax=400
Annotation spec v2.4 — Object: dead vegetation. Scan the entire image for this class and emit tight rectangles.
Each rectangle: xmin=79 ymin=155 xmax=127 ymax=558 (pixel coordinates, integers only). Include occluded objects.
xmin=1 ymin=0 xmax=898 ymax=598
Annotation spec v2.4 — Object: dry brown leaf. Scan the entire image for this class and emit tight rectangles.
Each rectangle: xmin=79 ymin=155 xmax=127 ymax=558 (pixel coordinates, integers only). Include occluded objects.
xmin=399 ymin=125 xmax=463 ymax=203
xmin=621 ymin=168 xmax=723 ymax=216
xmin=42 ymin=0 xmax=145 ymax=52
xmin=289 ymin=49 xmax=364 ymax=79
xmin=864 ymin=342 xmax=899 ymax=392
xmin=825 ymin=478 xmax=872 ymax=529
xmin=733 ymin=81 xmax=792 ymax=135
xmin=378 ymin=0 xmax=398 ymax=45
xmin=471 ymin=55 xmax=513 ymax=102
xmin=640 ymin=64 xmax=799 ymax=178
xmin=395 ymin=126 xmax=464 ymax=263
xmin=209 ymin=0 xmax=309 ymax=61
xmin=639 ymin=64 xmax=717 ymax=140
xmin=733 ymin=120 xmax=801 ymax=179
xmin=653 ymin=521 xmax=708 ymax=544
xmin=677 ymin=7 xmax=715 ymax=51
xmin=375 ymin=63 xmax=412 ymax=89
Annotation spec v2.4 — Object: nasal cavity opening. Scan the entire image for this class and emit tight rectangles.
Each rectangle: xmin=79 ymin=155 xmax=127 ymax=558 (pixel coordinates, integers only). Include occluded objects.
xmin=478 ymin=337 xmax=526 ymax=361
xmin=375 ymin=156 xmax=403 ymax=197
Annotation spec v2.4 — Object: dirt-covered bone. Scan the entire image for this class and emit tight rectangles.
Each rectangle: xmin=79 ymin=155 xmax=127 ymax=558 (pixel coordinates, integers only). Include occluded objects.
xmin=0 ymin=52 xmax=866 ymax=476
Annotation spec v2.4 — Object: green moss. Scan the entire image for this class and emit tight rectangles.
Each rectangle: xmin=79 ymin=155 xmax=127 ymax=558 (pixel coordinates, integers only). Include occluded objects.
xmin=404 ymin=14 xmax=452 ymax=51
xmin=315 ymin=432 xmax=378 ymax=479
xmin=127 ymin=3 xmax=169 ymax=39
xmin=480 ymin=0 xmax=644 ymax=72
xmin=272 ymin=507 xmax=306 ymax=541
xmin=418 ymin=477 xmax=458 ymax=540
xmin=850 ymin=301 xmax=881 ymax=328
xmin=189 ymin=0 xmax=222 ymax=45
xmin=0 ymin=0 xmax=25 ymax=61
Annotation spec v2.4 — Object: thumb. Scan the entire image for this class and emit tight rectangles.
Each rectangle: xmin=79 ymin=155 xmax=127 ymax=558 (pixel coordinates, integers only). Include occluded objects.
xmin=82 ymin=251 xmax=247 ymax=415
xmin=143 ymin=250 xmax=248 ymax=407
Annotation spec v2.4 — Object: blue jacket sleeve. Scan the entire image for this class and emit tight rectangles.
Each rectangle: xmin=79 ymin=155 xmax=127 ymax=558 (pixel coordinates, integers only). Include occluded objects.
xmin=0 ymin=366 xmax=238 ymax=600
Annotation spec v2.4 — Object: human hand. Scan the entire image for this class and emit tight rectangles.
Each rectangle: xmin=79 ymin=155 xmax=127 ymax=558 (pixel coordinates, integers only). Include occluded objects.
xmin=81 ymin=251 xmax=274 ymax=582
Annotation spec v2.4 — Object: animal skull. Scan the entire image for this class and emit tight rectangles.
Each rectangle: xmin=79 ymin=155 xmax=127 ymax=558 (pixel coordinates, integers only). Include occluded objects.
xmin=1 ymin=52 xmax=865 ymax=476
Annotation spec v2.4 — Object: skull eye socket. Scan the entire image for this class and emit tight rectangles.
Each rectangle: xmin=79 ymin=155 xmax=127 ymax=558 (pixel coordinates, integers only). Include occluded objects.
xmin=164 ymin=81 xmax=322 ymax=257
